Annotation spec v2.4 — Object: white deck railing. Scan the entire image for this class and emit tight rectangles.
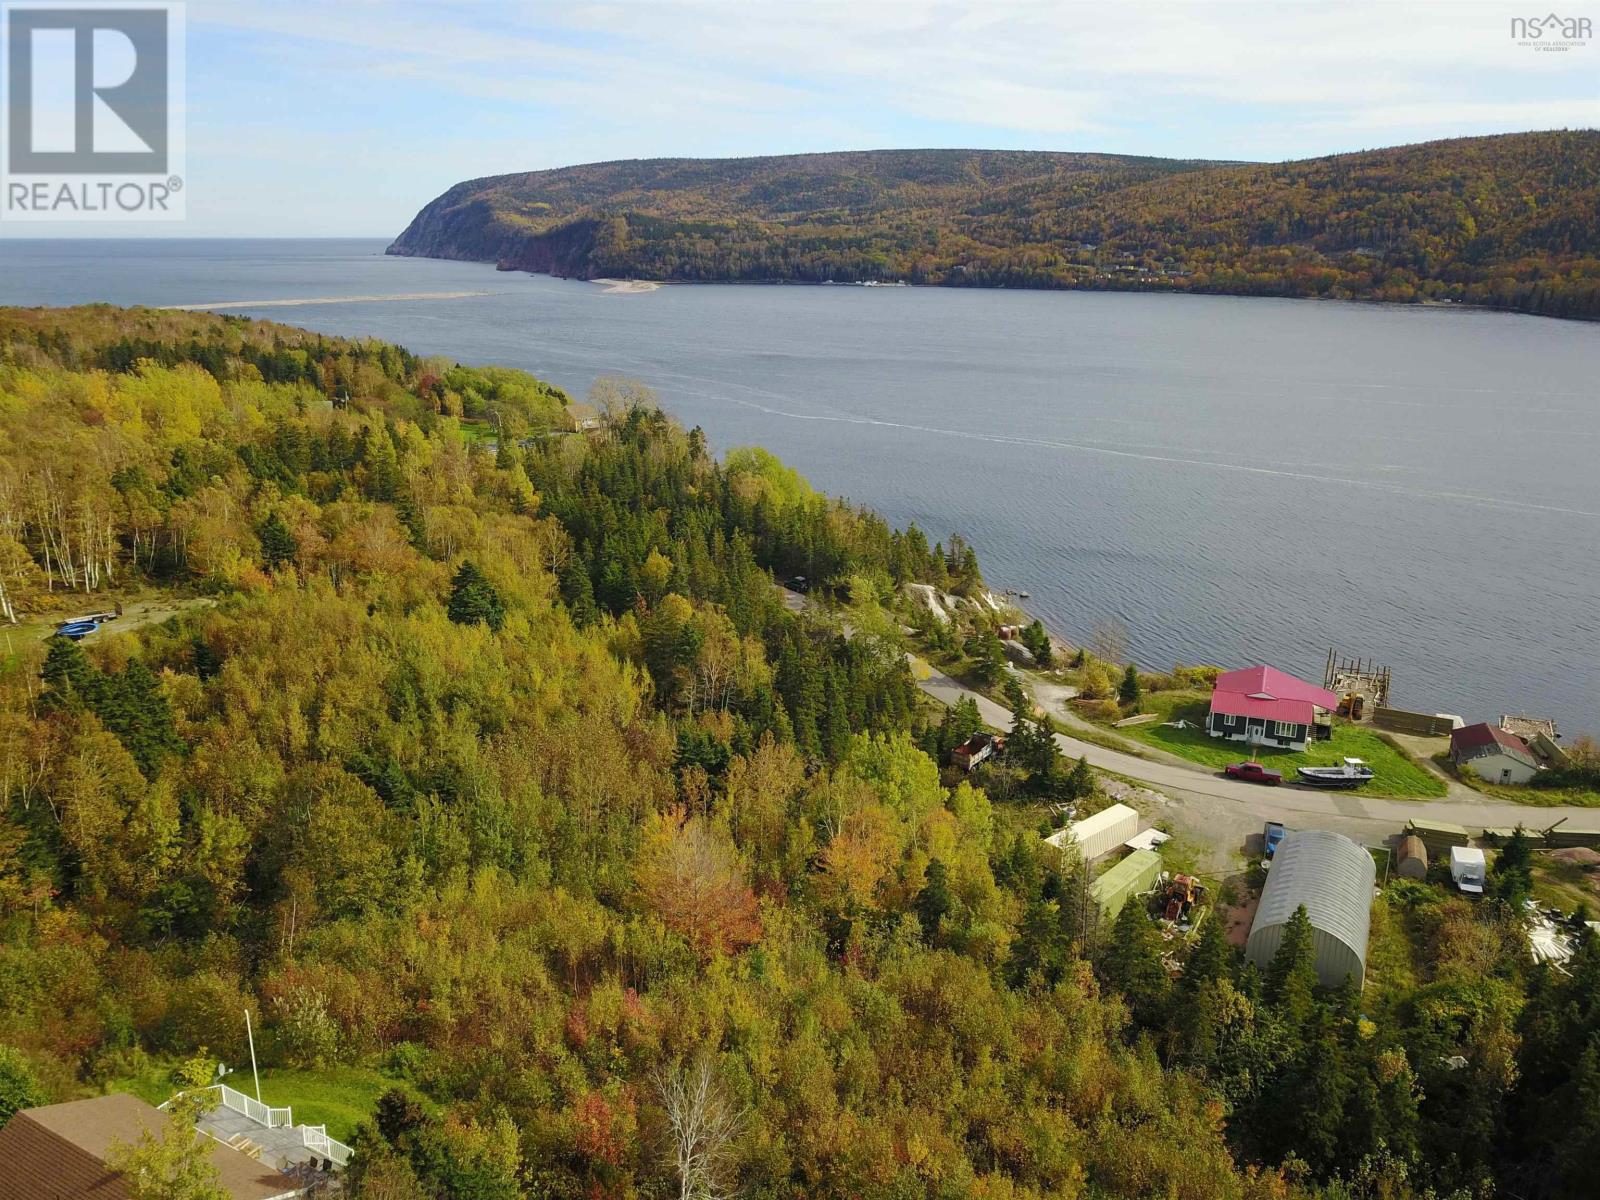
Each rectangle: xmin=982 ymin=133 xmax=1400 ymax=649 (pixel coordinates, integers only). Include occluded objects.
xmin=213 ymin=1082 xmax=294 ymax=1128
xmin=301 ymin=1123 xmax=353 ymax=1167
xmin=165 ymin=1083 xmax=351 ymax=1169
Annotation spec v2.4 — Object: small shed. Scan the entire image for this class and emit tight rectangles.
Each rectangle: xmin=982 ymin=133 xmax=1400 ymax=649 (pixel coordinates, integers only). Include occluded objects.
xmin=1450 ymin=846 xmax=1487 ymax=894
xmin=1092 ymin=849 xmax=1163 ymax=921
xmin=1246 ymin=830 xmax=1376 ymax=989
xmin=1396 ymin=835 xmax=1428 ymax=880
xmin=1046 ymin=803 xmax=1139 ymax=861
xmin=1451 ymin=722 xmax=1540 ymax=786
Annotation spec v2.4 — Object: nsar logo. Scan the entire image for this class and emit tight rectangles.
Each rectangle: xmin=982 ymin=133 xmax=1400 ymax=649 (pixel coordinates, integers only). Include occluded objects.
xmin=1509 ymin=11 xmax=1593 ymax=50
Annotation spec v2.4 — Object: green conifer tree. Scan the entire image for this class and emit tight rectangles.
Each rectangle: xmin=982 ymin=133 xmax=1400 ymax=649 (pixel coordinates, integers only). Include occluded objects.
xmin=1180 ymin=910 xmax=1232 ymax=999
xmin=42 ymin=635 xmax=98 ymax=706
xmin=1064 ymin=755 xmax=1095 ymax=801
xmin=101 ymin=659 xmax=185 ymax=777
xmin=396 ymin=490 xmax=428 ymax=550
xmin=915 ymin=859 xmax=953 ymax=943
xmin=1021 ymin=620 xmax=1053 ymax=665
xmin=447 ymin=561 xmax=505 ymax=632
xmin=1119 ymin=663 xmax=1142 ymax=706
xmin=257 ymin=511 xmax=299 ymax=570
xmin=560 ymin=557 xmax=598 ymax=627
xmin=1265 ymin=904 xmax=1319 ymax=1030
xmin=1100 ymin=899 xmax=1171 ymax=1033
xmin=1491 ymin=825 xmax=1535 ymax=910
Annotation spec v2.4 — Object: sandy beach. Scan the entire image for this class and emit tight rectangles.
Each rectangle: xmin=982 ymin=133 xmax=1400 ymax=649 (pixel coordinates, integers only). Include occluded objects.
xmin=591 ymin=278 xmax=663 ymax=294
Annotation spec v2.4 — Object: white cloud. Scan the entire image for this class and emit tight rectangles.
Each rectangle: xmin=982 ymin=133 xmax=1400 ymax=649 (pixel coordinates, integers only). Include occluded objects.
xmin=56 ymin=0 xmax=1592 ymax=235
xmin=188 ymin=0 xmax=1597 ymax=148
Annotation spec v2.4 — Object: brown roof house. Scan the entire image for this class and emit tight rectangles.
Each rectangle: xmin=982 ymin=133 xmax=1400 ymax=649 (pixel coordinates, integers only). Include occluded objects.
xmin=1451 ymin=722 xmax=1541 ymax=786
xmin=0 ymin=1094 xmax=305 ymax=1200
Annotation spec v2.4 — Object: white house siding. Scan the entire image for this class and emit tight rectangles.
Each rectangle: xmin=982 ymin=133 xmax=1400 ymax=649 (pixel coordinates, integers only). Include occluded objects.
xmin=1460 ymin=751 xmax=1538 ymax=786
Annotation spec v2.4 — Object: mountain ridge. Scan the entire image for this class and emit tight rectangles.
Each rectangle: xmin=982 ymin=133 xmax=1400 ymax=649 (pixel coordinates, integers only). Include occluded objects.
xmin=389 ymin=132 xmax=1600 ymax=318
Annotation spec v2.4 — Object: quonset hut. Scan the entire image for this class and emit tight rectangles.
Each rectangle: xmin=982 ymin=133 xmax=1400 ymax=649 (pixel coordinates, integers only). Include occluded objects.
xmin=1247 ymin=829 xmax=1376 ymax=989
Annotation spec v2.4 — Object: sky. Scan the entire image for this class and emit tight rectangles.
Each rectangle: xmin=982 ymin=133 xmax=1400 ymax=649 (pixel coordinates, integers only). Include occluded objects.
xmin=4 ymin=0 xmax=1599 ymax=237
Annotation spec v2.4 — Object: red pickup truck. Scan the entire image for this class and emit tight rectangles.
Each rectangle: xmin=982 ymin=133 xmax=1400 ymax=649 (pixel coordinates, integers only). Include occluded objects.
xmin=1225 ymin=761 xmax=1283 ymax=786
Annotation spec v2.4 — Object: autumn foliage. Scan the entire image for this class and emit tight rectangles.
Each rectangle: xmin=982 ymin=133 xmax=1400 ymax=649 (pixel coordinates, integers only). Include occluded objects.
xmin=1 ymin=308 xmax=1594 ymax=1200
xmin=635 ymin=808 xmax=762 ymax=961
xmin=392 ymin=132 xmax=1600 ymax=319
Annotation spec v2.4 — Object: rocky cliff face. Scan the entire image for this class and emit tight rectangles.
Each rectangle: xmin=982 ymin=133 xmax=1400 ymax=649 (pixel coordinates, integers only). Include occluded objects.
xmin=388 ymin=189 xmax=605 ymax=276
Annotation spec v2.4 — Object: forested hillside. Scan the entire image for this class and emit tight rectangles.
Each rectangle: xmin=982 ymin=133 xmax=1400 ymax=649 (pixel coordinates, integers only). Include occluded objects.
xmin=389 ymin=132 xmax=1600 ymax=318
xmin=1 ymin=306 xmax=1598 ymax=1200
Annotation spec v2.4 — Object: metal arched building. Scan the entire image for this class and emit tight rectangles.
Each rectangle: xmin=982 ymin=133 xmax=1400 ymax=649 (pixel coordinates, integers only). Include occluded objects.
xmin=1246 ymin=829 xmax=1376 ymax=989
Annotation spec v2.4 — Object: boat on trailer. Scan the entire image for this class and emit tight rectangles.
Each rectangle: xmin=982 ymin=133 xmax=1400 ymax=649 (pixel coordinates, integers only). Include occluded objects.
xmin=1296 ymin=757 xmax=1374 ymax=789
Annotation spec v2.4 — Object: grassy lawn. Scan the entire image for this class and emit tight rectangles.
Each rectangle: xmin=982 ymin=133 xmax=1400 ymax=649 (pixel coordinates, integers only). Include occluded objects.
xmin=1055 ymin=718 xmax=1156 ymax=758
xmin=248 ymin=1066 xmax=402 ymax=1142
xmin=457 ymin=418 xmax=498 ymax=445
xmin=1115 ymin=692 xmax=1446 ymax=798
xmin=107 ymin=1061 xmax=402 ymax=1143
xmin=104 ymin=1057 xmax=182 ymax=1108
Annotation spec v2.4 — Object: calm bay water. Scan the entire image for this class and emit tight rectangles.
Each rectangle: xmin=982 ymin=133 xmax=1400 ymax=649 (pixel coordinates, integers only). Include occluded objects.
xmin=3 ymin=237 xmax=1598 ymax=733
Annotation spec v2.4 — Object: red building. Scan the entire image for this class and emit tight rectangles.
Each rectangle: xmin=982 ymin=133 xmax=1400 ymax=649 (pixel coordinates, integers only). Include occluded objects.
xmin=1206 ymin=665 xmax=1340 ymax=753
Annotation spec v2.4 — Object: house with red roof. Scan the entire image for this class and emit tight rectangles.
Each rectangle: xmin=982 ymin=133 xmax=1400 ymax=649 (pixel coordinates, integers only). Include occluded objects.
xmin=1206 ymin=665 xmax=1340 ymax=753
xmin=1450 ymin=722 xmax=1541 ymax=785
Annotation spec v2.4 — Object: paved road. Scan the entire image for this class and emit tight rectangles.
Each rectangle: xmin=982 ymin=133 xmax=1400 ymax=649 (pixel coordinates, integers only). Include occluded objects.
xmin=778 ymin=586 xmax=1600 ymax=855
xmin=917 ymin=661 xmax=1600 ymax=832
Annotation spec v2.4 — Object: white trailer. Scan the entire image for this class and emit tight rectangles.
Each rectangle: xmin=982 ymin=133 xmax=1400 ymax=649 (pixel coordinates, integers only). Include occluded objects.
xmin=1450 ymin=846 xmax=1486 ymax=894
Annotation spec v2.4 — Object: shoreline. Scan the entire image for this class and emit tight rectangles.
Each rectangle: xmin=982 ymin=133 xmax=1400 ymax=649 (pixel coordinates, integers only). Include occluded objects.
xmin=165 ymin=291 xmax=490 ymax=311
xmin=382 ymin=246 xmax=1593 ymax=324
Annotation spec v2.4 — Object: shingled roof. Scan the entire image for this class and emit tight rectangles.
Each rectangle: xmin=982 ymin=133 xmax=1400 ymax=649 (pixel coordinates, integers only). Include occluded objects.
xmin=0 ymin=1094 xmax=302 ymax=1200
xmin=1451 ymin=722 xmax=1539 ymax=769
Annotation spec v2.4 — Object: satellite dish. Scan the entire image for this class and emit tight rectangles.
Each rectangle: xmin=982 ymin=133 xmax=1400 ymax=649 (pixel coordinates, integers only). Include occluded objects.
xmin=216 ymin=1063 xmax=227 ymax=1078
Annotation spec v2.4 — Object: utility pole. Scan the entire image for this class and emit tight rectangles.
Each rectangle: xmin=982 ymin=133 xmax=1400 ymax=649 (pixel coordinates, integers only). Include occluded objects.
xmin=244 ymin=1009 xmax=261 ymax=1102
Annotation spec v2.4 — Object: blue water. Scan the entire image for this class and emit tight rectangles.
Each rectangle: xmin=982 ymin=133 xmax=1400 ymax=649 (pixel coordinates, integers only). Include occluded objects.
xmin=3 ymin=237 xmax=1598 ymax=734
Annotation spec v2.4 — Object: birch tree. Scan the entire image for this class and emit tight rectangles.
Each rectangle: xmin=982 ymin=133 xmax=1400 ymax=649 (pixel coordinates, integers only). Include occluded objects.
xmin=0 ymin=534 xmax=44 ymax=621
xmin=652 ymin=1054 xmax=745 ymax=1200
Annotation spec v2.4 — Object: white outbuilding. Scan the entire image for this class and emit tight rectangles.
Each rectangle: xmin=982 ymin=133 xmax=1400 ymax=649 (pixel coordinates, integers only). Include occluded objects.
xmin=1045 ymin=802 xmax=1139 ymax=862
xmin=1450 ymin=723 xmax=1541 ymax=786
xmin=1246 ymin=829 xmax=1376 ymax=989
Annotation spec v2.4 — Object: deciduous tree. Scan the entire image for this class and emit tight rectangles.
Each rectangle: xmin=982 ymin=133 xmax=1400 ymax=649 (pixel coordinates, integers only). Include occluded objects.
xmin=653 ymin=1054 xmax=745 ymax=1200
xmin=106 ymin=1052 xmax=227 ymax=1200
xmin=636 ymin=809 xmax=761 ymax=960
